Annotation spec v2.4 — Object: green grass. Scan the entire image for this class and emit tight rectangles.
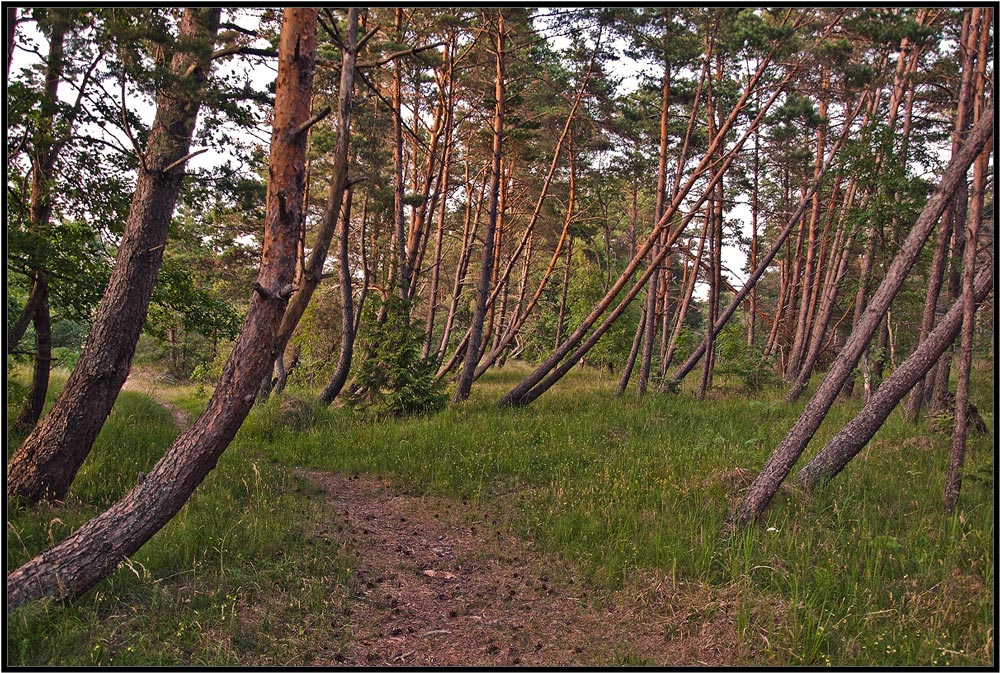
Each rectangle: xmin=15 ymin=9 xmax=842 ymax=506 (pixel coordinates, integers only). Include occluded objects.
xmin=244 ymin=363 xmax=994 ymax=666
xmin=6 ymin=369 xmax=354 ymax=666
xmin=5 ymin=360 xmax=994 ymax=666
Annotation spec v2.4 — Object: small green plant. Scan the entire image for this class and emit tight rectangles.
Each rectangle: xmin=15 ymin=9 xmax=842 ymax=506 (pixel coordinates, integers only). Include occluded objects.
xmin=346 ymin=295 xmax=446 ymax=416
xmin=190 ymin=363 xmax=209 ymax=398
xmin=716 ymin=323 xmax=776 ymax=392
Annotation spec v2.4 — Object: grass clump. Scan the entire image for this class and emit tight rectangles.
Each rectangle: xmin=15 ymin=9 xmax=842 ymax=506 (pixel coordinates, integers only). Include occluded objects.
xmin=5 ymin=369 xmax=353 ymax=667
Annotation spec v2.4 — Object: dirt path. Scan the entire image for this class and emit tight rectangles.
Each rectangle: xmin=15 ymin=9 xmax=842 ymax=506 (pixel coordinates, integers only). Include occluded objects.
xmin=301 ymin=471 xmax=763 ymax=666
xmin=122 ymin=377 xmax=191 ymax=431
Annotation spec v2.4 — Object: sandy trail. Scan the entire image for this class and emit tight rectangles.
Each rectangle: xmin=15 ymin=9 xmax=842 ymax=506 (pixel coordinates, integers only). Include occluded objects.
xmin=301 ymin=470 xmax=755 ymax=666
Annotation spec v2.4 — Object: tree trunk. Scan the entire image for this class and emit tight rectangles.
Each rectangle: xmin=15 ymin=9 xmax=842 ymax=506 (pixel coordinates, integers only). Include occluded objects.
xmin=454 ymin=10 xmax=505 ymax=402
xmin=635 ymin=66 xmax=671 ymax=396
xmin=435 ymin=159 xmax=486 ymax=367
xmin=661 ymin=229 xmax=706 ymax=378
xmin=8 ymin=13 xmax=66 ymax=354
xmin=259 ymin=8 xmax=359 ymax=404
xmin=732 ymin=105 xmax=993 ymax=526
xmin=943 ymin=8 xmax=990 ymax=511
xmin=5 ymin=8 xmax=318 ymax=609
xmin=786 ymin=200 xmax=855 ymax=403
xmin=798 ymin=265 xmax=992 ymax=490
xmin=391 ymin=8 xmax=410 ymax=305
xmin=14 ymin=282 xmax=51 ymax=430
xmin=906 ymin=9 xmax=978 ymax=421
xmin=615 ymin=308 xmax=646 ymax=396
xmin=554 ymin=236 xmax=573 ymax=349
xmin=422 ymin=38 xmax=457 ymax=358
xmin=786 ymin=66 xmax=828 ymax=380
xmin=319 ymin=188 xmax=357 ymax=405
xmin=6 ymin=5 xmax=16 ymax=78
xmin=6 ymin=8 xmax=222 ymax=505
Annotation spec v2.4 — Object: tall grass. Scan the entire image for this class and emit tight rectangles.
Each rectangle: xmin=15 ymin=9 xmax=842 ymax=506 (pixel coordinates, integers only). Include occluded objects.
xmin=6 ymin=371 xmax=353 ymax=666
xmin=5 ymin=361 xmax=993 ymax=666
xmin=246 ymin=363 xmax=994 ymax=666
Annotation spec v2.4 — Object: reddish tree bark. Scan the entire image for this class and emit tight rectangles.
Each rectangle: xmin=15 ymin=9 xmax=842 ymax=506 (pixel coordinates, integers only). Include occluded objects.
xmin=7 ymin=8 xmax=222 ymax=505
xmin=6 ymin=7 xmax=319 ymax=609
xmin=260 ymin=9 xmax=358 ymax=400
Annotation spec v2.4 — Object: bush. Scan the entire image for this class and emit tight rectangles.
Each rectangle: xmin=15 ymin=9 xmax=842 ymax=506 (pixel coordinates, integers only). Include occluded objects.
xmin=716 ymin=323 xmax=776 ymax=393
xmin=347 ymin=295 xmax=447 ymax=416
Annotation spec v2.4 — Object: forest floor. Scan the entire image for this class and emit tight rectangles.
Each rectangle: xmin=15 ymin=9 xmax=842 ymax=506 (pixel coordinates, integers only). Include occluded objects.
xmin=8 ymin=365 xmax=991 ymax=666
xmin=107 ymin=382 xmax=755 ymax=664
xmin=299 ymin=470 xmax=759 ymax=666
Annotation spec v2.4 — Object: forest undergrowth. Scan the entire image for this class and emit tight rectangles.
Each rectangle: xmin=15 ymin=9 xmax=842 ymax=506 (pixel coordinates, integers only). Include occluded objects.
xmin=5 ymin=362 xmax=994 ymax=666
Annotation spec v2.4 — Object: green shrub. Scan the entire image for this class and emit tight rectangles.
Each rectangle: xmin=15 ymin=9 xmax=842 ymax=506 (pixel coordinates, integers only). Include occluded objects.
xmin=716 ymin=323 xmax=777 ymax=392
xmin=346 ymin=295 xmax=447 ymax=416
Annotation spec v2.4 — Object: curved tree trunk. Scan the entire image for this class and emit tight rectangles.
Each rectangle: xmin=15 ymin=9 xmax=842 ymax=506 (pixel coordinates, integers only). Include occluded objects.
xmin=732 ymin=105 xmax=993 ymax=526
xmin=6 ymin=8 xmax=222 ymax=505
xmin=636 ymin=65 xmax=671 ymax=396
xmin=6 ymin=8 xmax=319 ymax=609
xmin=8 ymin=12 xmax=66 ymax=356
xmin=319 ymin=189 xmax=357 ymax=405
xmin=798 ymin=265 xmax=992 ymax=489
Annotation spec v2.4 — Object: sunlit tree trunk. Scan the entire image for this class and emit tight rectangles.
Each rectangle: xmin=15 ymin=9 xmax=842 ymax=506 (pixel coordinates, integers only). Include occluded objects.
xmin=6 ymin=8 xmax=319 ymax=607
xmin=7 ymin=8 xmax=222 ymax=505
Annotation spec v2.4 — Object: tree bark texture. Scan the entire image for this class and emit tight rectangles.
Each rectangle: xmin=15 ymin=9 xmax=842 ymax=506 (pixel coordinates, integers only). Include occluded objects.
xmin=6 ymin=7 xmax=318 ymax=609
xmin=261 ymin=9 xmax=358 ymax=401
xmin=6 ymin=8 xmax=222 ymax=505
xmin=733 ymin=104 xmax=994 ymax=526
xmin=454 ymin=10 xmax=505 ymax=402
xmin=798 ymin=265 xmax=992 ymax=489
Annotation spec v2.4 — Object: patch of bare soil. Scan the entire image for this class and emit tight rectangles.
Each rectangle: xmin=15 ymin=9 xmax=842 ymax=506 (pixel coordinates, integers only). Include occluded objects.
xmin=300 ymin=471 xmax=776 ymax=666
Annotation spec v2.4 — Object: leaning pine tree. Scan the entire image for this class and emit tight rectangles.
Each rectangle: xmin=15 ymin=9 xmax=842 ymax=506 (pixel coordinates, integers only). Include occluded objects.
xmin=733 ymin=103 xmax=994 ymax=526
xmin=6 ymin=7 xmax=222 ymax=504
xmin=6 ymin=7 xmax=328 ymax=609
